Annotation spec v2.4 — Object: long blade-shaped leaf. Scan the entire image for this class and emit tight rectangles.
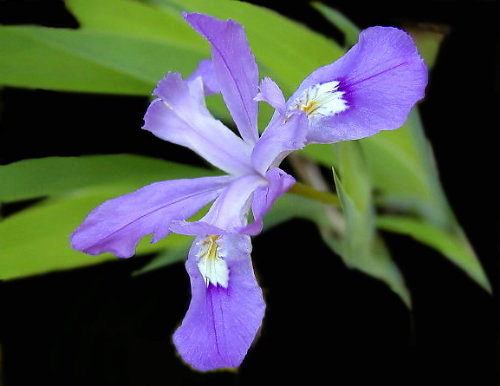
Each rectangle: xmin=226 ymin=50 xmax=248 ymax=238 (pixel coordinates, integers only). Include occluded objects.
xmin=332 ymin=142 xmax=410 ymax=306
xmin=0 ymin=26 xmax=203 ymax=94
xmin=0 ymin=154 xmax=214 ymax=203
xmin=0 ymin=188 xmax=192 ymax=280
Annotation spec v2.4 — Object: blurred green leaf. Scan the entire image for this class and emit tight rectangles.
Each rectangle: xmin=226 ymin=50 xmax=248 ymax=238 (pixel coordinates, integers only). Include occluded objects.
xmin=0 ymin=25 xmax=202 ymax=94
xmin=332 ymin=142 xmax=410 ymax=306
xmin=406 ymin=24 xmax=447 ymax=70
xmin=361 ymin=109 xmax=452 ymax=228
xmin=0 ymin=188 xmax=192 ymax=280
xmin=378 ymin=215 xmax=491 ymax=292
xmin=67 ymin=0 xmax=205 ymax=52
xmin=311 ymin=2 xmax=360 ymax=48
xmin=0 ymin=154 xmax=214 ymax=203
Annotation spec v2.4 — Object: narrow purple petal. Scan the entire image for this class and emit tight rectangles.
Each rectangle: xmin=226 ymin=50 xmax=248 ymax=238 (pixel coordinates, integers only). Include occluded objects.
xmin=254 ymin=77 xmax=286 ymax=115
xmin=241 ymin=168 xmax=296 ymax=235
xmin=287 ymin=26 xmax=427 ymax=144
xmin=70 ymin=176 xmax=231 ymax=258
xmin=171 ymin=174 xmax=267 ymax=235
xmin=184 ymin=13 xmax=259 ymax=145
xmin=143 ymin=73 xmax=253 ymax=176
xmin=173 ymin=234 xmax=265 ymax=371
xmin=251 ymin=111 xmax=308 ymax=174
xmin=187 ymin=59 xmax=221 ymax=96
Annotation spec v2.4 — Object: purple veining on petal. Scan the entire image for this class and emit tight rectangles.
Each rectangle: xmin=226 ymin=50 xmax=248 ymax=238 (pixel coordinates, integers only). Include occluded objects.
xmin=143 ymin=72 xmax=253 ymax=176
xmin=184 ymin=13 xmax=259 ymax=145
xmin=287 ymin=26 xmax=427 ymax=144
xmin=71 ymin=176 xmax=231 ymax=258
xmin=173 ymin=234 xmax=265 ymax=371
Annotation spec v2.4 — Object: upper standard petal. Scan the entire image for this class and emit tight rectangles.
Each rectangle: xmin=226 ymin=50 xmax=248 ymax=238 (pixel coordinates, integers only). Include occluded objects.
xmin=171 ymin=174 xmax=267 ymax=235
xmin=251 ymin=110 xmax=308 ymax=175
xmin=185 ymin=13 xmax=260 ymax=145
xmin=143 ymin=73 xmax=253 ymax=176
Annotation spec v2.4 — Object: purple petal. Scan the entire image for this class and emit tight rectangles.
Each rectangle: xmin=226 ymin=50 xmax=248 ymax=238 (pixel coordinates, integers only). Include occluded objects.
xmin=288 ymin=26 xmax=427 ymax=144
xmin=187 ymin=59 xmax=221 ymax=96
xmin=184 ymin=13 xmax=259 ymax=145
xmin=241 ymin=168 xmax=296 ymax=235
xmin=251 ymin=111 xmax=308 ymax=174
xmin=171 ymin=174 xmax=267 ymax=235
xmin=254 ymin=77 xmax=286 ymax=115
xmin=143 ymin=73 xmax=253 ymax=176
xmin=173 ymin=234 xmax=265 ymax=371
xmin=70 ymin=176 xmax=231 ymax=258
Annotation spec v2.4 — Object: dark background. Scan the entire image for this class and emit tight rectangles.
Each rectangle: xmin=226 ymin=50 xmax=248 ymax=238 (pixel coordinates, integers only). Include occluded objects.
xmin=0 ymin=0 xmax=498 ymax=385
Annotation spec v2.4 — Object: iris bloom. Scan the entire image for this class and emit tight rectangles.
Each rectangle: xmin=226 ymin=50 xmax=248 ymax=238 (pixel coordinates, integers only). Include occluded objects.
xmin=71 ymin=12 xmax=426 ymax=371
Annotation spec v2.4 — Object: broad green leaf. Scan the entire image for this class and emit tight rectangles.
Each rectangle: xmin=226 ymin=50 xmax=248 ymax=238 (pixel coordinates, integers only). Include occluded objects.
xmin=66 ymin=0 xmax=206 ymax=52
xmin=150 ymin=0 xmax=344 ymax=95
xmin=311 ymin=2 xmax=360 ymax=48
xmin=0 ymin=25 xmax=202 ymax=94
xmin=0 ymin=188 xmax=191 ymax=280
xmin=378 ymin=216 xmax=491 ymax=292
xmin=0 ymin=154 xmax=214 ymax=203
xmin=333 ymin=142 xmax=411 ymax=307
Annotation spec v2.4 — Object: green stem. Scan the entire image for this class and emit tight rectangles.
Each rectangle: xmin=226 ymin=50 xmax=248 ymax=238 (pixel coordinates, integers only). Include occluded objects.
xmin=288 ymin=182 xmax=340 ymax=207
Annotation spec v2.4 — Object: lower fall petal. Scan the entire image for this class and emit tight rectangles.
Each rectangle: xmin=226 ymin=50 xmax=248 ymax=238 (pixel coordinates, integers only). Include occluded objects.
xmin=70 ymin=176 xmax=230 ymax=258
xmin=173 ymin=234 xmax=265 ymax=371
xmin=287 ymin=26 xmax=427 ymax=144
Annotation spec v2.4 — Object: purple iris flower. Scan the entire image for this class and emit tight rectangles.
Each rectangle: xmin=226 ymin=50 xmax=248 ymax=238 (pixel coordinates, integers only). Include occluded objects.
xmin=71 ymin=12 xmax=426 ymax=371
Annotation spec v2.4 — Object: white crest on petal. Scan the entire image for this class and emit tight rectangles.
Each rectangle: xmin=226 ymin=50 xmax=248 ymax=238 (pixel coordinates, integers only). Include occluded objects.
xmin=289 ymin=80 xmax=349 ymax=120
xmin=196 ymin=235 xmax=229 ymax=288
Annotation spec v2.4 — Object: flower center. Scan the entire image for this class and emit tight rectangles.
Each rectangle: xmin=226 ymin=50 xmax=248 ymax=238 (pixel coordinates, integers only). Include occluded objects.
xmin=290 ymin=81 xmax=349 ymax=119
xmin=196 ymin=235 xmax=229 ymax=288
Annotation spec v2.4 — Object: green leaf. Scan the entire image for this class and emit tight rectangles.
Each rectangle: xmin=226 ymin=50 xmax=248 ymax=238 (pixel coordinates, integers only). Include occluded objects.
xmin=66 ymin=0 xmax=206 ymax=52
xmin=361 ymin=109 xmax=452 ymax=228
xmin=0 ymin=154 xmax=214 ymax=203
xmin=377 ymin=215 xmax=491 ymax=292
xmin=332 ymin=142 xmax=411 ymax=307
xmin=0 ymin=188 xmax=192 ymax=280
xmin=406 ymin=24 xmax=447 ymax=70
xmin=0 ymin=25 xmax=203 ymax=95
xmin=310 ymin=2 xmax=360 ymax=48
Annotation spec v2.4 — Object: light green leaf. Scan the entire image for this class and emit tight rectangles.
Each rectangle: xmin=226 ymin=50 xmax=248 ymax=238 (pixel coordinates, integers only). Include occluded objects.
xmin=0 ymin=188 xmax=192 ymax=280
xmin=361 ymin=109 xmax=452 ymax=228
xmin=310 ymin=2 xmax=360 ymax=48
xmin=66 ymin=0 xmax=206 ymax=52
xmin=378 ymin=215 xmax=491 ymax=292
xmin=332 ymin=142 xmax=411 ymax=307
xmin=0 ymin=25 xmax=202 ymax=94
xmin=406 ymin=25 xmax=447 ymax=70
xmin=0 ymin=154 xmax=214 ymax=203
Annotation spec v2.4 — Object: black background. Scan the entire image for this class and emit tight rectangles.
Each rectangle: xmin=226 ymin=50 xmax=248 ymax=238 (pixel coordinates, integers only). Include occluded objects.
xmin=0 ymin=0 xmax=498 ymax=385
